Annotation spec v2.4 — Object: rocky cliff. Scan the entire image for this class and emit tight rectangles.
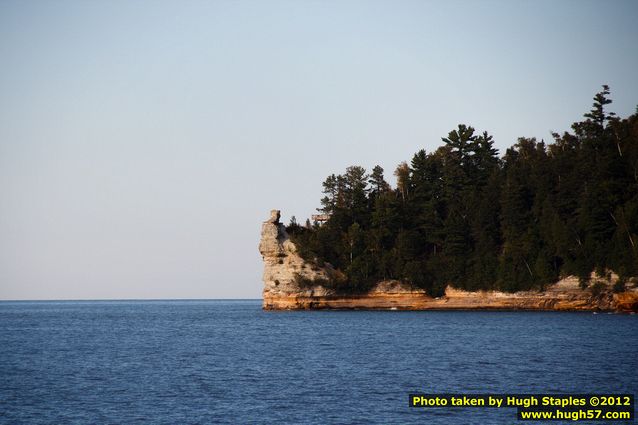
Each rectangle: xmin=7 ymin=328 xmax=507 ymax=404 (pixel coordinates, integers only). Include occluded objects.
xmin=259 ymin=209 xmax=335 ymax=299
xmin=259 ymin=210 xmax=638 ymax=312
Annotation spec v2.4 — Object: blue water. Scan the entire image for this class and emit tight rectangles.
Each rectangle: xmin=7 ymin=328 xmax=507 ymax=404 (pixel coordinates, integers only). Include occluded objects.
xmin=0 ymin=301 xmax=636 ymax=424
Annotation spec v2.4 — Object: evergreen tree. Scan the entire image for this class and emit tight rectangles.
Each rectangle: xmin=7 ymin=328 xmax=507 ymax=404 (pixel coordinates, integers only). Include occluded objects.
xmin=369 ymin=165 xmax=390 ymax=199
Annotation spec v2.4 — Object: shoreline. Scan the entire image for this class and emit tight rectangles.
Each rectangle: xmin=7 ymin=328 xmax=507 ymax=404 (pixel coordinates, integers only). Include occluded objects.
xmin=263 ymin=288 xmax=638 ymax=312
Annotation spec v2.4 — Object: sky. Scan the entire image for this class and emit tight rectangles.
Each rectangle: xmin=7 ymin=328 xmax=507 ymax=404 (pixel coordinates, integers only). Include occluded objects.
xmin=1 ymin=0 xmax=637 ymax=300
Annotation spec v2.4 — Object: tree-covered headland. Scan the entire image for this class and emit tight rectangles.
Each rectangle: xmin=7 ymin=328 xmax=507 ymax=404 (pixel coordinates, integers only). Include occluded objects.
xmin=287 ymin=87 xmax=638 ymax=296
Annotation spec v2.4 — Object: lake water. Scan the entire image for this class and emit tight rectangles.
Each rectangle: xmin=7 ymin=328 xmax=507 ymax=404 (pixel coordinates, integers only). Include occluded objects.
xmin=1 ymin=300 xmax=636 ymax=424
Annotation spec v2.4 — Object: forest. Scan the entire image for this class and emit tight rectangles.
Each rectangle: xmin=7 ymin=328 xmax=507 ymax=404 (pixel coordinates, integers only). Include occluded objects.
xmin=287 ymin=86 xmax=638 ymax=296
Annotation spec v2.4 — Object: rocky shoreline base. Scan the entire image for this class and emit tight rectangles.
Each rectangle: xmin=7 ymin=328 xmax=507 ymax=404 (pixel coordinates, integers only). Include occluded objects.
xmin=263 ymin=279 xmax=638 ymax=312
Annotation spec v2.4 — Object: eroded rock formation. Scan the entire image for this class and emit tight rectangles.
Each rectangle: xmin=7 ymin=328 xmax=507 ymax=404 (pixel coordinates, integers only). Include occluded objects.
xmin=259 ymin=210 xmax=638 ymax=312
xmin=259 ymin=209 xmax=335 ymax=300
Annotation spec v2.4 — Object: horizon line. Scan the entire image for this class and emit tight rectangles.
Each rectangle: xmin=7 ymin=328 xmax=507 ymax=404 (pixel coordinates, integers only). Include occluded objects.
xmin=0 ymin=298 xmax=262 ymax=302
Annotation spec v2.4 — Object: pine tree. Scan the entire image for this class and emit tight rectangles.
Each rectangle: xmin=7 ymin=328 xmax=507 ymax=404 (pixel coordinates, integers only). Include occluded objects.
xmin=368 ymin=165 xmax=390 ymax=199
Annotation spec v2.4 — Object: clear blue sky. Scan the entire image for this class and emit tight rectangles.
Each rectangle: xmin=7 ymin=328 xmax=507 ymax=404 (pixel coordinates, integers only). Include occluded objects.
xmin=1 ymin=0 xmax=637 ymax=299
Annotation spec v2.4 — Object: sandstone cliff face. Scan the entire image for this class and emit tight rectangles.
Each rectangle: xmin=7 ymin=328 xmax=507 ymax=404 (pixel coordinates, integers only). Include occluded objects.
xmin=259 ymin=210 xmax=638 ymax=312
xmin=439 ymin=278 xmax=638 ymax=311
xmin=259 ymin=210 xmax=334 ymax=299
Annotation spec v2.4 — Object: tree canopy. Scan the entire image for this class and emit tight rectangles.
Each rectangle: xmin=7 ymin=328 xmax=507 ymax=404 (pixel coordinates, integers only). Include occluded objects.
xmin=287 ymin=87 xmax=638 ymax=295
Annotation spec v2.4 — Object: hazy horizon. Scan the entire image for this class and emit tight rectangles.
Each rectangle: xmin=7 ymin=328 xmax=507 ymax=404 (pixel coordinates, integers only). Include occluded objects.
xmin=2 ymin=0 xmax=638 ymax=300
